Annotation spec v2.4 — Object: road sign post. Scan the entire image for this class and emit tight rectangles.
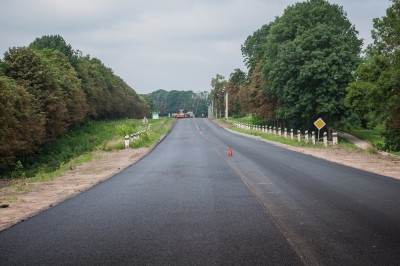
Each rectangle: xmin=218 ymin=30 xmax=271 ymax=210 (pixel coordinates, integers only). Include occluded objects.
xmin=314 ymin=118 xmax=326 ymax=142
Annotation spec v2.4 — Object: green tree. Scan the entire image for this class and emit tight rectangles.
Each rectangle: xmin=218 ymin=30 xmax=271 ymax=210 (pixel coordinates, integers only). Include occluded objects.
xmin=226 ymin=69 xmax=246 ymax=116
xmin=239 ymin=24 xmax=278 ymax=122
xmin=347 ymin=0 xmax=400 ymax=151
xmin=249 ymin=63 xmax=277 ymax=123
xmin=74 ymin=55 xmax=148 ymax=120
xmin=0 ymin=59 xmax=5 ymax=75
xmin=74 ymin=56 xmax=107 ymax=119
xmin=0 ymin=35 xmax=150 ymax=173
xmin=241 ymin=24 xmax=271 ymax=76
xmin=192 ymin=91 xmax=210 ymax=117
xmin=4 ymin=47 xmax=69 ymax=139
xmin=147 ymin=89 xmax=169 ymax=114
xmin=167 ymin=90 xmax=195 ymax=113
xmin=37 ymin=49 xmax=88 ymax=125
xmin=145 ymin=90 xmax=208 ymax=117
xmin=29 ymin=35 xmax=79 ymax=65
xmin=0 ymin=76 xmax=45 ymax=170
xmin=210 ymin=74 xmax=227 ymax=118
xmin=264 ymin=0 xmax=362 ymax=129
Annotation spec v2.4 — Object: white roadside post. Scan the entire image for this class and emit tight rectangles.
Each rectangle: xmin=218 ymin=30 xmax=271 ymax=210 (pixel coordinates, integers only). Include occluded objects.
xmin=333 ymin=132 xmax=338 ymax=145
xmin=291 ymin=129 xmax=294 ymax=140
xmin=305 ymin=130 xmax=309 ymax=143
xmin=323 ymin=132 xmax=328 ymax=147
xmin=284 ymin=128 xmax=288 ymax=139
xmin=297 ymin=130 xmax=301 ymax=142
xmin=312 ymin=131 xmax=316 ymax=145
xmin=125 ymin=135 xmax=130 ymax=148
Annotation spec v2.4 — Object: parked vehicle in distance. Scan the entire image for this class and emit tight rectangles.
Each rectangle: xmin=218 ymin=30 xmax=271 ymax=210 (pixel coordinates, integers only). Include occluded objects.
xmin=175 ymin=113 xmax=185 ymax=118
xmin=173 ymin=109 xmax=194 ymax=118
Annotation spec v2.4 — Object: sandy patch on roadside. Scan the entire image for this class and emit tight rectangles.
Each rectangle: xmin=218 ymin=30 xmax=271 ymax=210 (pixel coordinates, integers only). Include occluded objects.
xmin=287 ymin=146 xmax=400 ymax=180
xmin=0 ymin=148 xmax=150 ymax=231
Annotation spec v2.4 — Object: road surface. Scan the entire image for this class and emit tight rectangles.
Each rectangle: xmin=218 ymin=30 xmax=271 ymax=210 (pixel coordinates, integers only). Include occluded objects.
xmin=1 ymin=118 xmax=400 ymax=265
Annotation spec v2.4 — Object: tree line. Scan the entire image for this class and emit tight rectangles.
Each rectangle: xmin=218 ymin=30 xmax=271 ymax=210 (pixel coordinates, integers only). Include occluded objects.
xmin=210 ymin=0 xmax=400 ymax=152
xmin=0 ymin=35 xmax=150 ymax=172
xmin=146 ymin=89 xmax=209 ymax=117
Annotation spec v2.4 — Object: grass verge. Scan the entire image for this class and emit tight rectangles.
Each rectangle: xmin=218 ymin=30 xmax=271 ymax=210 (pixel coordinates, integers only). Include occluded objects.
xmin=348 ymin=128 xmax=385 ymax=148
xmin=347 ymin=128 xmax=400 ymax=155
xmin=218 ymin=118 xmax=359 ymax=151
xmin=3 ymin=118 xmax=175 ymax=182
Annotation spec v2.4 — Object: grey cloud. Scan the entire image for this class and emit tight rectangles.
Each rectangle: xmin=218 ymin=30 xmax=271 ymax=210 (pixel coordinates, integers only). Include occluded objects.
xmin=0 ymin=0 xmax=391 ymax=94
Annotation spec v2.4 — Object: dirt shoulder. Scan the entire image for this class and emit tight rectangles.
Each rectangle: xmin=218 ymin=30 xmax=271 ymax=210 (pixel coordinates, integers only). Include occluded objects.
xmin=1 ymin=119 xmax=400 ymax=232
xmin=215 ymin=119 xmax=400 ymax=181
xmin=0 ymin=148 xmax=150 ymax=231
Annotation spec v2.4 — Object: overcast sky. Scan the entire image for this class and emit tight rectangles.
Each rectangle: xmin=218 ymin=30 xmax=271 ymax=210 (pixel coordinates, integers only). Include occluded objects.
xmin=0 ymin=0 xmax=390 ymax=94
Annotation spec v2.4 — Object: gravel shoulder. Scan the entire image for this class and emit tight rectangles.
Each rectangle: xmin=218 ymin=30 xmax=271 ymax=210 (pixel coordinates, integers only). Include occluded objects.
xmin=1 ymin=119 xmax=400 ymax=232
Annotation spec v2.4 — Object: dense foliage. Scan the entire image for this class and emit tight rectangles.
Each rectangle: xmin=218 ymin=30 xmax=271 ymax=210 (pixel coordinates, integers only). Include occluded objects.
xmin=212 ymin=0 xmax=362 ymax=131
xmin=211 ymin=0 xmax=399 ymax=151
xmin=346 ymin=0 xmax=400 ymax=151
xmin=0 ymin=35 xmax=150 ymax=172
xmin=264 ymin=0 xmax=362 ymax=129
xmin=145 ymin=89 xmax=209 ymax=117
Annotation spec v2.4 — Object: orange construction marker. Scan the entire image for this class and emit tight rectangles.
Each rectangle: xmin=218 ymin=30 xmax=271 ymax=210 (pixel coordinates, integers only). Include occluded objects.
xmin=228 ymin=146 xmax=233 ymax=157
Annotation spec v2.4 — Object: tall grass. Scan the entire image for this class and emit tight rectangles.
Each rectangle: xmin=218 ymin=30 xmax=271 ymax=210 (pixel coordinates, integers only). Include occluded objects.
xmin=129 ymin=118 xmax=175 ymax=149
xmin=4 ymin=118 xmax=175 ymax=180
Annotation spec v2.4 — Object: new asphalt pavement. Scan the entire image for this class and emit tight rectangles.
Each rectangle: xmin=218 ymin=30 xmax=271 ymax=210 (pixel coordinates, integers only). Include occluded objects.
xmin=1 ymin=118 xmax=399 ymax=265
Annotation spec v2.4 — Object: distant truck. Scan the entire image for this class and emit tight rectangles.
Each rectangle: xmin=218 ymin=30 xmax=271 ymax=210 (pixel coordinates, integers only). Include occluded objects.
xmin=174 ymin=109 xmax=193 ymax=118
xmin=175 ymin=113 xmax=185 ymax=118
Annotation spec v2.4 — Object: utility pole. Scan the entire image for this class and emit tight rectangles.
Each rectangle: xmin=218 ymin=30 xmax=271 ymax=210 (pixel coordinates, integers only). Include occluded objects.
xmin=225 ymin=92 xmax=229 ymax=120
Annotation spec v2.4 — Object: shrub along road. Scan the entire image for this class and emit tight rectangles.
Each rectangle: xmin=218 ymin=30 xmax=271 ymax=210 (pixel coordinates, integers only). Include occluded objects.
xmin=1 ymin=118 xmax=400 ymax=265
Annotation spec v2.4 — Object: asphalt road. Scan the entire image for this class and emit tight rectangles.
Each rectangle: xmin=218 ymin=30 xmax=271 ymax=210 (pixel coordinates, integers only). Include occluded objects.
xmin=1 ymin=118 xmax=400 ymax=265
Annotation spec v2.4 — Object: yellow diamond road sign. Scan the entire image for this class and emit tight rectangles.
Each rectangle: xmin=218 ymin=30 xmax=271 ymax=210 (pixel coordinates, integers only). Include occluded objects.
xmin=314 ymin=118 xmax=326 ymax=130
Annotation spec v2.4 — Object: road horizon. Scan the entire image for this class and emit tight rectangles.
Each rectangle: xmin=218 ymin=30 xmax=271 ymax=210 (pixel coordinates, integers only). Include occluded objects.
xmin=1 ymin=118 xmax=399 ymax=265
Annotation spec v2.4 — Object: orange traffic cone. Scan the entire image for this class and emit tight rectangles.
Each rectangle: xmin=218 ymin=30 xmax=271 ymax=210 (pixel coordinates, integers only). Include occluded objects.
xmin=228 ymin=146 xmax=233 ymax=157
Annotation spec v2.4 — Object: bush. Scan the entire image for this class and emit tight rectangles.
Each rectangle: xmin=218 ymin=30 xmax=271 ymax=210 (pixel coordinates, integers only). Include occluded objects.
xmin=251 ymin=114 xmax=267 ymax=126
xmin=11 ymin=161 xmax=25 ymax=178
xmin=116 ymin=122 xmax=137 ymax=136
xmin=383 ymin=128 xmax=400 ymax=152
